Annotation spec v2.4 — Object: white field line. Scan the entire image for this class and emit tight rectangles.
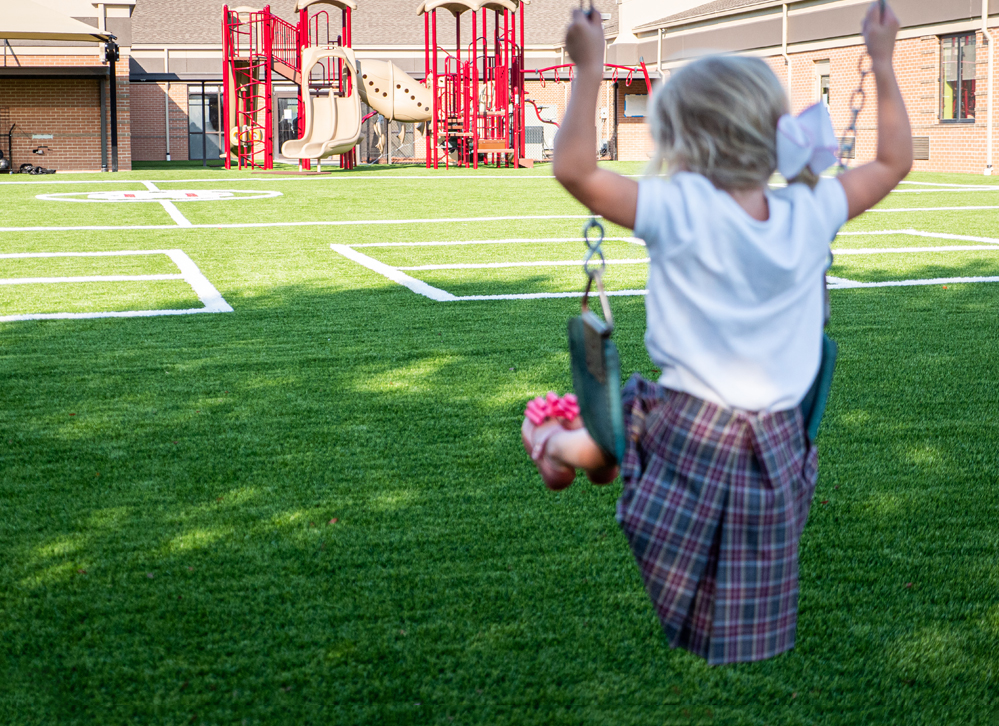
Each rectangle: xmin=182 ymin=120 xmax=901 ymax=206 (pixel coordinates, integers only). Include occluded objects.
xmin=890 ymin=188 xmax=999 ymax=193
xmin=826 ymin=275 xmax=999 ymax=289
xmin=899 ymin=180 xmax=999 ymax=188
xmin=352 ymin=237 xmax=642 ymax=248
xmin=0 ymin=214 xmax=595 ymax=233
xmin=867 ymin=205 xmax=999 ymax=213
xmin=0 ymin=249 xmax=233 ymax=323
xmin=395 ymin=244 xmax=999 ymax=271
xmin=836 ymin=229 xmax=999 ymax=245
xmin=0 ymin=175 xmax=570 ymax=186
xmin=397 ymin=244 xmax=999 ymax=271
xmin=333 ymin=242 xmax=999 ymax=301
xmin=833 ymin=245 xmax=999 ymax=255
xmin=6 ymin=206 xmax=994 ymax=235
xmin=0 ymin=250 xmax=170 ymax=259
xmin=143 ymin=180 xmax=193 ymax=227
xmin=0 ymin=274 xmax=183 ymax=285
xmin=452 ymin=289 xmax=649 ymax=300
xmin=0 ymin=175 xmax=992 ymax=187
xmin=397 ymin=258 xmax=651 ymax=271
xmin=331 ymin=244 xmax=458 ymax=301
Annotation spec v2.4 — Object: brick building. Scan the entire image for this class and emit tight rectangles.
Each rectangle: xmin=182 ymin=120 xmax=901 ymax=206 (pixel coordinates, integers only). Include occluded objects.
xmin=4 ymin=0 xmax=994 ymax=173
xmin=126 ymin=0 xmax=625 ymax=166
xmin=629 ymin=0 xmax=998 ymax=174
xmin=0 ymin=0 xmax=133 ymax=172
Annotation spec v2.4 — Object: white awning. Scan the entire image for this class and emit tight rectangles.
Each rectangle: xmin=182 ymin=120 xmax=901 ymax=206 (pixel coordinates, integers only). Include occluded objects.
xmin=0 ymin=0 xmax=112 ymax=42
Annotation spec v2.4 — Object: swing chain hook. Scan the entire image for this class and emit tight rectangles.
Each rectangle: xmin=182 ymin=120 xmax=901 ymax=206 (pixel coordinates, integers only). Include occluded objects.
xmin=582 ymin=216 xmax=606 ymax=280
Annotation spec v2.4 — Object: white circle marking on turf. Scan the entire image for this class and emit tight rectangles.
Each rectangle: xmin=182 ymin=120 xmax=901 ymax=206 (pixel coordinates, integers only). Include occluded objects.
xmin=35 ymin=189 xmax=282 ymax=203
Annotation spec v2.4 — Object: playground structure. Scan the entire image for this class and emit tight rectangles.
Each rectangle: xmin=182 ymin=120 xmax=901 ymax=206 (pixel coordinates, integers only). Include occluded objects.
xmin=221 ymin=0 xmax=653 ymax=171
xmin=420 ymin=0 xmax=526 ymax=169
xmin=222 ymin=0 xmax=365 ymax=170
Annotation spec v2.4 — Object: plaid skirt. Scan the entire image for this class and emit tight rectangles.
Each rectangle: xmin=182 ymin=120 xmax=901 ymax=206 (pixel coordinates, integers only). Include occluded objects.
xmin=617 ymin=374 xmax=818 ymax=665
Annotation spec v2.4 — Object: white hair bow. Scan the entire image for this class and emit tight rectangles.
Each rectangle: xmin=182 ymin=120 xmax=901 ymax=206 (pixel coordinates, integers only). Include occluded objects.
xmin=776 ymin=102 xmax=839 ymax=180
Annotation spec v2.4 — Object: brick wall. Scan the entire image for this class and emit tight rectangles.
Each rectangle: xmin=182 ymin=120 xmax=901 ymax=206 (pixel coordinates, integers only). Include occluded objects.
xmin=616 ymin=78 xmax=652 ymax=162
xmin=772 ymin=33 xmax=998 ymax=174
xmin=525 ymin=78 xmax=615 ymax=158
xmin=585 ymin=27 xmax=998 ymax=174
xmin=130 ymin=82 xmax=188 ymax=161
xmin=0 ymin=53 xmax=131 ymax=171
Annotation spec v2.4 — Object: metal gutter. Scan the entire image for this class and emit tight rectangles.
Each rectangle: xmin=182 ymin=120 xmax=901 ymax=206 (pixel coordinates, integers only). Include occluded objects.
xmin=985 ymin=0 xmax=994 ymax=175
xmin=782 ymin=3 xmax=791 ymax=110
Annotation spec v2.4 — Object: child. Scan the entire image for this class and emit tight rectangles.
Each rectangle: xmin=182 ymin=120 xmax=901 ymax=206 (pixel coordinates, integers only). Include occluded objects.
xmin=522 ymin=2 xmax=911 ymax=664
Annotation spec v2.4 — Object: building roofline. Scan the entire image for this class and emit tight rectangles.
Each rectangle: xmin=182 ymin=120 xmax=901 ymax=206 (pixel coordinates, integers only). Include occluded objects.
xmin=634 ymin=0 xmax=785 ymax=33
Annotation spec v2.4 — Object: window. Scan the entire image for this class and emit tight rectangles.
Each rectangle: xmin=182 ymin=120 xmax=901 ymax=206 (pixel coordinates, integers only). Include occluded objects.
xmin=814 ymin=60 xmax=830 ymax=107
xmin=189 ymin=85 xmax=222 ymax=160
xmin=941 ymin=33 xmax=976 ymax=122
xmin=624 ymin=94 xmax=647 ymax=118
xmin=277 ymin=97 xmax=299 ymax=157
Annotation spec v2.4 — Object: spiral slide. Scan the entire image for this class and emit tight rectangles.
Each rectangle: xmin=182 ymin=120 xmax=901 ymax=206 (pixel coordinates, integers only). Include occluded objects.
xmin=357 ymin=60 xmax=432 ymax=123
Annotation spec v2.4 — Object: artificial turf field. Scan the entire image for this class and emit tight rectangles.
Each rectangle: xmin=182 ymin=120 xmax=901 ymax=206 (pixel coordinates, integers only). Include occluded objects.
xmin=1 ymin=162 xmax=997 ymax=725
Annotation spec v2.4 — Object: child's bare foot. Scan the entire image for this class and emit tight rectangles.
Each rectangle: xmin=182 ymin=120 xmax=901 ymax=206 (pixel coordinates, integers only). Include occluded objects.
xmin=521 ymin=417 xmax=577 ymax=490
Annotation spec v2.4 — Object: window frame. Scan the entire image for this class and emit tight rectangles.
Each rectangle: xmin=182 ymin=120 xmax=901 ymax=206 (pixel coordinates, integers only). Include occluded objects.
xmin=940 ymin=32 xmax=977 ymax=124
xmin=188 ymin=84 xmax=223 ymax=161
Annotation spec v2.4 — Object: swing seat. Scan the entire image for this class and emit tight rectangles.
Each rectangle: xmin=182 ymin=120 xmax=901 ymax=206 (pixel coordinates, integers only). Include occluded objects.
xmin=799 ymin=333 xmax=838 ymax=441
xmin=568 ymin=311 xmax=626 ymax=465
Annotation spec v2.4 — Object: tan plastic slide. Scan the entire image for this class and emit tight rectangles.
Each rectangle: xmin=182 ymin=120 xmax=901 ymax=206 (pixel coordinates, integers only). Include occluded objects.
xmin=357 ymin=60 xmax=432 ymax=123
xmin=281 ymin=46 xmax=363 ymax=160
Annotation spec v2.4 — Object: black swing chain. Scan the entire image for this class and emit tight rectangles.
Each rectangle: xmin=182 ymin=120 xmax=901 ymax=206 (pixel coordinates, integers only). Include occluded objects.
xmin=581 ymin=216 xmax=615 ymax=329
xmin=838 ymin=0 xmax=885 ymax=169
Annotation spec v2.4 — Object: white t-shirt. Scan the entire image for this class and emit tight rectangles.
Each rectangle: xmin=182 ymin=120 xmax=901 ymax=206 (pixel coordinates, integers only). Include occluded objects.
xmin=634 ymin=171 xmax=849 ymax=413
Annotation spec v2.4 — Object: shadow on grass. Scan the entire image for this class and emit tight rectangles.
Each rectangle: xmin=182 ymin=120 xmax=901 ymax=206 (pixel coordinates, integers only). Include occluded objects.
xmin=1 ymin=281 xmax=998 ymax=724
xmin=831 ymin=256 xmax=999 ymax=284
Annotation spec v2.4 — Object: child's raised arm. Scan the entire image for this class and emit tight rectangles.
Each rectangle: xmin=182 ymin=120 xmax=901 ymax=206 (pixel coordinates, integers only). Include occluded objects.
xmin=838 ymin=2 xmax=913 ymax=220
xmin=553 ymin=10 xmax=639 ymax=230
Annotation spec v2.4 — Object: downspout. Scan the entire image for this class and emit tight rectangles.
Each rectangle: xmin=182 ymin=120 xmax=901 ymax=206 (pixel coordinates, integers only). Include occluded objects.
xmin=984 ymin=0 xmax=994 ymax=175
xmin=782 ymin=3 xmax=792 ymax=111
xmin=164 ymin=49 xmax=171 ymax=161
xmin=657 ymin=28 xmax=662 ymax=77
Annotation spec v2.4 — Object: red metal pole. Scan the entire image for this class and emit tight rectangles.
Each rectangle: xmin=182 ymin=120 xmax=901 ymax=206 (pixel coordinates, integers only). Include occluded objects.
xmin=296 ymin=7 xmax=309 ymax=170
xmin=424 ymin=10 xmax=431 ymax=169
xmin=263 ymin=5 xmax=274 ymax=169
xmin=223 ymin=6 xmax=231 ymax=170
xmin=638 ymin=57 xmax=652 ymax=95
xmin=472 ymin=9 xmax=478 ymax=169
xmin=432 ymin=10 xmax=439 ymax=169
xmin=519 ymin=0 xmax=526 ymax=160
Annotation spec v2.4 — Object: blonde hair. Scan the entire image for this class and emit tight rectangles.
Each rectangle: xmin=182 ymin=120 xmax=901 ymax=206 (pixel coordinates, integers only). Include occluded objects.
xmin=649 ymin=55 xmax=793 ymax=190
